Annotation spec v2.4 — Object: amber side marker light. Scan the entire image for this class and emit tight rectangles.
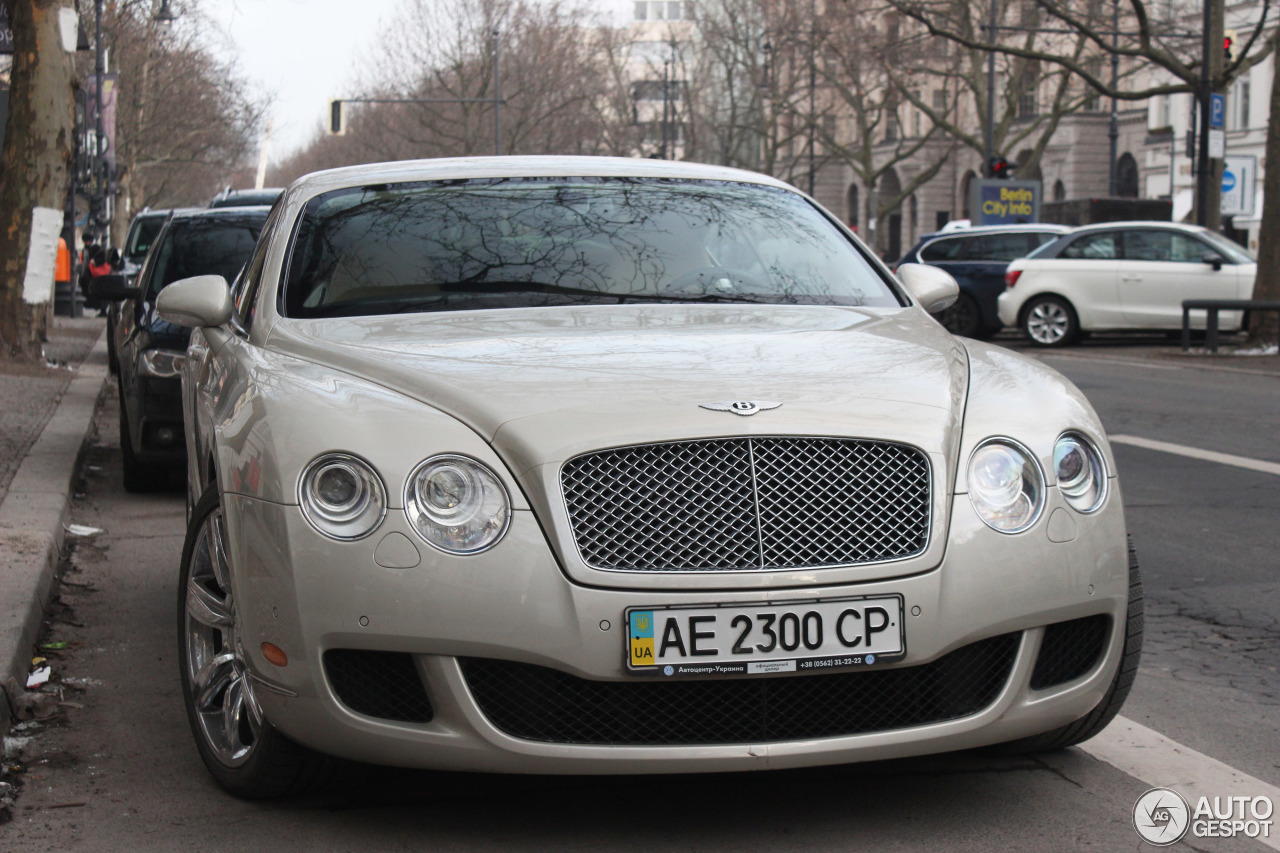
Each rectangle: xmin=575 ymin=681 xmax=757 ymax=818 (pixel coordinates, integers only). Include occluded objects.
xmin=261 ymin=643 xmax=289 ymax=667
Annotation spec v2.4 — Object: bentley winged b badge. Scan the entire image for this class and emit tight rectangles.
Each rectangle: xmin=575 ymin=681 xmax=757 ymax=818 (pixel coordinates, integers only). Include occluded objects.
xmin=699 ymin=400 xmax=783 ymax=417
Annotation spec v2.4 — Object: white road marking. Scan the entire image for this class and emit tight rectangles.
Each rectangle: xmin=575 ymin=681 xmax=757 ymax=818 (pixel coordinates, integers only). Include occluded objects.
xmin=1110 ymin=435 xmax=1280 ymax=477
xmin=1082 ymin=716 xmax=1280 ymax=851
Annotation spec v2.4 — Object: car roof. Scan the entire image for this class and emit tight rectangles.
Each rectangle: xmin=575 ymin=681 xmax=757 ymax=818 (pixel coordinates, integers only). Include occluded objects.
xmin=920 ymin=223 xmax=1070 ymax=241
xmin=1062 ymin=220 xmax=1201 ymax=235
xmin=289 ymin=156 xmax=797 ymax=198
xmin=167 ymin=205 xmax=273 ymax=222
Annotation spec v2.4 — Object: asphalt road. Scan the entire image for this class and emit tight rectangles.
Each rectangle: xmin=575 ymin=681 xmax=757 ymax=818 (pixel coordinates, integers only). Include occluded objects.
xmin=3 ymin=346 xmax=1277 ymax=852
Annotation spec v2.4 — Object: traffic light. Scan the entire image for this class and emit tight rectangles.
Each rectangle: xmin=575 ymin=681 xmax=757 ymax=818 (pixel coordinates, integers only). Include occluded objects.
xmin=327 ymin=99 xmax=346 ymax=136
xmin=989 ymin=157 xmax=1015 ymax=179
xmin=1223 ymin=29 xmax=1237 ymax=64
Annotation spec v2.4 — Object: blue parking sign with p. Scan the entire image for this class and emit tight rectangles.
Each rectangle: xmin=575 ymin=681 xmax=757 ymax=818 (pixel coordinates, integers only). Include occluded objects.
xmin=1210 ymin=93 xmax=1225 ymax=129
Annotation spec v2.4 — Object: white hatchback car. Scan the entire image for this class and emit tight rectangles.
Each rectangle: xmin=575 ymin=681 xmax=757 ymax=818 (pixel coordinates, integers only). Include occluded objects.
xmin=157 ymin=157 xmax=1139 ymax=798
xmin=998 ymin=222 xmax=1256 ymax=347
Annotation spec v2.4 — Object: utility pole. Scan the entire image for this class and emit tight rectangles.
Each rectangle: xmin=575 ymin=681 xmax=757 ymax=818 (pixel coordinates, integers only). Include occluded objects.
xmin=92 ymin=0 xmax=106 ymax=238
xmin=1195 ymin=0 xmax=1225 ymax=229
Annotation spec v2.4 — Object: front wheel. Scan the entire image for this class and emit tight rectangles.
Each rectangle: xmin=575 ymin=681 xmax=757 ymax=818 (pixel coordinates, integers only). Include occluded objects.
xmin=1021 ymin=295 xmax=1080 ymax=347
xmin=119 ymin=388 xmax=165 ymax=493
xmin=937 ymin=292 xmax=983 ymax=338
xmin=178 ymin=485 xmax=329 ymax=798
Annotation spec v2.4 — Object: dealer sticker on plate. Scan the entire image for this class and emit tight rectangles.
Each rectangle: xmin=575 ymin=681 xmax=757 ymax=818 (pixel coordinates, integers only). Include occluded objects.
xmin=626 ymin=595 xmax=905 ymax=676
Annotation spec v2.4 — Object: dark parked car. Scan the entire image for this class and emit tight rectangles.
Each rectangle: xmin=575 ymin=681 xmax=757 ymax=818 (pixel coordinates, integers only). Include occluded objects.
xmin=92 ymin=207 xmax=271 ymax=491
xmin=106 ymin=209 xmax=177 ymax=375
xmin=121 ymin=208 xmax=173 ymax=279
xmin=209 ymin=187 xmax=284 ymax=208
xmin=895 ymin=224 xmax=1068 ymax=337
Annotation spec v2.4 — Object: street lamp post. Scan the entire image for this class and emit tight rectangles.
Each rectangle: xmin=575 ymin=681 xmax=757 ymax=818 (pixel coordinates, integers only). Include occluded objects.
xmin=92 ymin=0 xmax=106 ymax=238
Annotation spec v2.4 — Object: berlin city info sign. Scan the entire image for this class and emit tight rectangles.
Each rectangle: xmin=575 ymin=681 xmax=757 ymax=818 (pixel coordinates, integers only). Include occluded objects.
xmin=970 ymin=179 xmax=1042 ymax=227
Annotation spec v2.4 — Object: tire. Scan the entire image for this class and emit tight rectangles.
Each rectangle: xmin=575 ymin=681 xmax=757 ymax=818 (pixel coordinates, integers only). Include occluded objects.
xmin=1021 ymin=295 xmax=1080 ymax=347
xmin=994 ymin=536 xmax=1144 ymax=754
xmin=106 ymin=314 xmax=118 ymax=376
xmin=178 ymin=484 xmax=330 ymax=799
xmin=937 ymin=293 xmax=983 ymax=338
xmin=118 ymin=387 xmax=165 ymax=493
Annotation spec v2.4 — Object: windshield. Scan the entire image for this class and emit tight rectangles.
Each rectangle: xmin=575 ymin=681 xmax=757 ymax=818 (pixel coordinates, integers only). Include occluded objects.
xmin=146 ymin=216 xmax=265 ymax=299
xmin=281 ymin=178 xmax=901 ymax=318
xmin=125 ymin=215 xmax=167 ymax=262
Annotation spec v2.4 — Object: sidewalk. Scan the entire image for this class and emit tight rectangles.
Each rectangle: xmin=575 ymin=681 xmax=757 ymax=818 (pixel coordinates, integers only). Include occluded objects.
xmin=0 ymin=318 xmax=108 ymax=733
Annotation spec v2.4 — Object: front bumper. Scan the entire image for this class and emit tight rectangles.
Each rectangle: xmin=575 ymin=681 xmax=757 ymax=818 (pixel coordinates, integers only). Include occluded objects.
xmin=222 ymin=484 xmax=1129 ymax=774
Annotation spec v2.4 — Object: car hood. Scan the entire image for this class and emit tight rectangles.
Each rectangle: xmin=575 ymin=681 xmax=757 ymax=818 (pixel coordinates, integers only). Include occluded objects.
xmin=266 ymin=304 xmax=968 ymax=467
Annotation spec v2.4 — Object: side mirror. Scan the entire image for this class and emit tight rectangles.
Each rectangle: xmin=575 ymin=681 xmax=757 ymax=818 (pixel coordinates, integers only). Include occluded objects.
xmin=156 ymin=275 xmax=233 ymax=328
xmin=88 ymin=273 xmax=140 ymax=301
xmin=897 ymin=263 xmax=960 ymax=314
xmin=1202 ymin=253 xmax=1225 ymax=271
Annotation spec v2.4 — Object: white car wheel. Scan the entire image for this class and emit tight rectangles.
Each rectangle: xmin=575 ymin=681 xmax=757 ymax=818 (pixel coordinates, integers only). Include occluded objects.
xmin=1023 ymin=296 xmax=1079 ymax=347
xmin=178 ymin=485 xmax=330 ymax=798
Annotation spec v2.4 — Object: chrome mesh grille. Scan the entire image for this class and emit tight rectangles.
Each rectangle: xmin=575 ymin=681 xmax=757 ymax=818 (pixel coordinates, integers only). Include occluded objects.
xmin=561 ymin=437 xmax=930 ymax=572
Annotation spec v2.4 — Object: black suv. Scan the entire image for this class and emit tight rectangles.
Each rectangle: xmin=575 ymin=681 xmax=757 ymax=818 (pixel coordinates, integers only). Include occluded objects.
xmin=92 ymin=207 xmax=271 ymax=491
xmin=895 ymin=224 xmax=1068 ymax=337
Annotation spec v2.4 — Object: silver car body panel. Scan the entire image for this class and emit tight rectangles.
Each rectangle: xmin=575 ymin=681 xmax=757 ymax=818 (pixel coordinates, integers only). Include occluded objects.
xmin=177 ymin=156 xmax=1130 ymax=773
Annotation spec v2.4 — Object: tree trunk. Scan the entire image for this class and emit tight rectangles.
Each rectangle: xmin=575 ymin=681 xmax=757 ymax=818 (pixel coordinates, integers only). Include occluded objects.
xmin=0 ymin=0 xmax=77 ymax=362
xmin=1247 ymin=27 xmax=1280 ymax=348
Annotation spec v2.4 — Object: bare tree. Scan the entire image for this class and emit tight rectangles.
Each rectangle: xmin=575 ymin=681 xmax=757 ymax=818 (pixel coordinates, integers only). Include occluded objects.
xmin=0 ymin=0 xmax=76 ymax=361
xmin=685 ymin=0 xmax=813 ymax=178
xmin=88 ymin=0 xmax=264 ymax=228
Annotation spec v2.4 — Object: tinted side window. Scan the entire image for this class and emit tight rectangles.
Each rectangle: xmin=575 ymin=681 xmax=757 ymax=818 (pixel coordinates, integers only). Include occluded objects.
xmin=919 ymin=237 xmax=966 ymax=262
xmin=1060 ymin=232 xmax=1118 ymax=260
xmin=1121 ymin=230 xmax=1173 ymax=262
xmin=966 ymin=233 xmax=1031 ymax=262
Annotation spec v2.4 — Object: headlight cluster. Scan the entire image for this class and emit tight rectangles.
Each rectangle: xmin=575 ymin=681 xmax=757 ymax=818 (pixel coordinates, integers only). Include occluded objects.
xmin=138 ymin=348 xmax=186 ymax=379
xmin=298 ymin=452 xmax=511 ymax=553
xmin=967 ymin=440 xmax=1044 ymax=533
xmin=405 ymin=455 xmax=511 ymax=554
xmin=1053 ymin=433 xmax=1107 ymax=513
xmin=966 ymin=433 xmax=1107 ymax=534
xmin=299 ymin=454 xmax=387 ymax=540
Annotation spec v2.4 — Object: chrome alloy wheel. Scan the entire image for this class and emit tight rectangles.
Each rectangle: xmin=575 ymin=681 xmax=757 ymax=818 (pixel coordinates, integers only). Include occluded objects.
xmin=183 ymin=508 xmax=263 ymax=767
xmin=1026 ymin=300 xmax=1072 ymax=345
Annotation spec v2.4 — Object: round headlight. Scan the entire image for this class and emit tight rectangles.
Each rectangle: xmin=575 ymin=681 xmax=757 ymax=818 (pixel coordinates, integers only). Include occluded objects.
xmin=967 ymin=439 xmax=1045 ymax=533
xmin=1054 ymin=433 xmax=1107 ymax=513
xmin=405 ymin=455 xmax=511 ymax=554
xmin=299 ymin=453 xmax=386 ymax=540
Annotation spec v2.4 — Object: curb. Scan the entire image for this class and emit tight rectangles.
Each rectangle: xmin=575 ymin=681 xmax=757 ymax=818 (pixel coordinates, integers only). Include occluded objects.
xmin=0 ymin=332 xmax=109 ymax=735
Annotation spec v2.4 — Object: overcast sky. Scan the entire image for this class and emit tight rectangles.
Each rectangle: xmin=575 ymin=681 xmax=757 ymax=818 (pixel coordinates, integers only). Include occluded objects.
xmin=209 ymin=0 xmax=632 ymax=166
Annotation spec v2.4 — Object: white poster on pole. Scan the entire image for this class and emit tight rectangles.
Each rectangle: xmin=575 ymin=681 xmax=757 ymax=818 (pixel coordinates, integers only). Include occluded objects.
xmin=23 ymin=207 xmax=64 ymax=304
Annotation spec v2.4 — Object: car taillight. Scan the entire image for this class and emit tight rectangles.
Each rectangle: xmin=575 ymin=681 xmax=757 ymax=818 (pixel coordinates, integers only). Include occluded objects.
xmin=1005 ymin=270 xmax=1022 ymax=288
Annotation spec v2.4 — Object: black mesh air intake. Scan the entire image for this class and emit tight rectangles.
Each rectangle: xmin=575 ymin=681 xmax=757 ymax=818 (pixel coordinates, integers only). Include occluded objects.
xmin=1030 ymin=615 xmax=1110 ymax=690
xmin=461 ymin=633 xmax=1019 ymax=745
xmin=323 ymin=649 xmax=434 ymax=723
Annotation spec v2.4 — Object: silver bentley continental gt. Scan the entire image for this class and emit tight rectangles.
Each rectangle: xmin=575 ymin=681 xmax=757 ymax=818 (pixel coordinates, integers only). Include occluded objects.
xmin=157 ymin=157 xmax=1141 ymax=798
